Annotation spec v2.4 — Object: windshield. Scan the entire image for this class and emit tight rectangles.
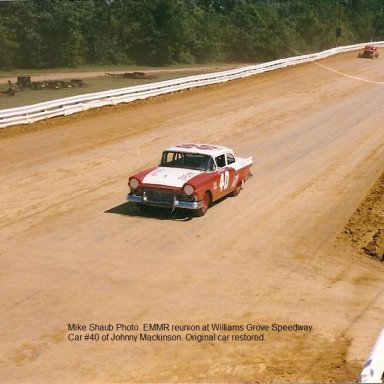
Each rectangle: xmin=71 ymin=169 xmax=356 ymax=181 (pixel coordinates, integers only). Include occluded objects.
xmin=161 ymin=151 xmax=215 ymax=171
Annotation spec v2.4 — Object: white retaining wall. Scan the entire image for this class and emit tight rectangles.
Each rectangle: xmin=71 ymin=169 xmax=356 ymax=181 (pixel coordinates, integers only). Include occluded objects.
xmin=361 ymin=328 xmax=384 ymax=384
xmin=0 ymin=42 xmax=383 ymax=129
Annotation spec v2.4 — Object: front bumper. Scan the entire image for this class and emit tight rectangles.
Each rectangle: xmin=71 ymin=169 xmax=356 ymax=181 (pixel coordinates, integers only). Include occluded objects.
xmin=127 ymin=192 xmax=203 ymax=210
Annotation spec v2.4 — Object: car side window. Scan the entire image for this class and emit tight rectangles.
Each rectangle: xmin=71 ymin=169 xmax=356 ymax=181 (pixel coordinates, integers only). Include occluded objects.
xmin=215 ymin=154 xmax=226 ymax=168
xmin=226 ymin=153 xmax=235 ymax=165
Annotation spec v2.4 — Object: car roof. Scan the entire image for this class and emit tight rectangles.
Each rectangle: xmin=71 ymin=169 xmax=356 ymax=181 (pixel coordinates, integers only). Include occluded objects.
xmin=165 ymin=143 xmax=233 ymax=156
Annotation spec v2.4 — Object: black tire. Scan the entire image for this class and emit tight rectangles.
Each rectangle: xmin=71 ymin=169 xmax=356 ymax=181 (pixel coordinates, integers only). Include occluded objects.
xmin=195 ymin=192 xmax=210 ymax=217
xmin=230 ymin=180 xmax=243 ymax=197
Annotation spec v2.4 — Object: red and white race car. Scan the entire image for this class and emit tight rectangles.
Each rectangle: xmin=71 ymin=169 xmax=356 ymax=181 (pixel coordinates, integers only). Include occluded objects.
xmin=358 ymin=45 xmax=379 ymax=59
xmin=127 ymin=143 xmax=253 ymax=216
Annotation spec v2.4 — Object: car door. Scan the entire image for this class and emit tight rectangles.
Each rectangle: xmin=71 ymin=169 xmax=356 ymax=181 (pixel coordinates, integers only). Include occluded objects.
xmin=214 ymin=154 xmax=237 ymax=199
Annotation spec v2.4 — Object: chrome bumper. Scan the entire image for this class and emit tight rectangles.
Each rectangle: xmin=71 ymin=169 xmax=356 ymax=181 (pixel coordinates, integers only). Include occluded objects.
xmin=127 ymin=193 xmax=203 ymax=210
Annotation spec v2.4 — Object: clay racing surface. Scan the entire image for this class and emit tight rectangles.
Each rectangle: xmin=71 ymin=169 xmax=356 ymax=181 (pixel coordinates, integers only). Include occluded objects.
xmin=1 ymin=51 xmax=384 ymax=383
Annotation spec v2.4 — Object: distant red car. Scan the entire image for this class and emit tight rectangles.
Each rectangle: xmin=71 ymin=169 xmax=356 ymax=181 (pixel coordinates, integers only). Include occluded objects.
xmin=127 ymin=144 xmax=253 ymax=217
xmin=358 ymin=45 xmax=379 ymax=59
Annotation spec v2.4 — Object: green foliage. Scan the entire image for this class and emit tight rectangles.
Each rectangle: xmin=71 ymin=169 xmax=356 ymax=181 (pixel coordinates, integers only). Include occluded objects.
xmin=0 ymin=0 xmax=383 ymax=69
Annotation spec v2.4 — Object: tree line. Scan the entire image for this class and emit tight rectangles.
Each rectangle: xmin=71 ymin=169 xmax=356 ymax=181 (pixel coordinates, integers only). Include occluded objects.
xmin=0 ymin=0 xmax=383 ymax=70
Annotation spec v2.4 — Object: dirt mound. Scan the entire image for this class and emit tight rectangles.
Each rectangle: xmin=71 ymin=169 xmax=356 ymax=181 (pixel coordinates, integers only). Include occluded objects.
xmin=342 ymin=172 xmax=384 ymax=261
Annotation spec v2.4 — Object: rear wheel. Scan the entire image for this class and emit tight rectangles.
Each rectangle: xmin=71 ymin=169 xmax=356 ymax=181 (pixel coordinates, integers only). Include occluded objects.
xmin=195 ymin=192 xmax=210 ymax=217
xmin=230 ymin=180 xmax=243 ymax=197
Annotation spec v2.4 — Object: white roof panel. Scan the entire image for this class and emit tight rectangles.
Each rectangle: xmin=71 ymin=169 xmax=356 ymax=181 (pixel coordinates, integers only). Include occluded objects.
xmin=165 ymin=143 xmax=233 ymax=156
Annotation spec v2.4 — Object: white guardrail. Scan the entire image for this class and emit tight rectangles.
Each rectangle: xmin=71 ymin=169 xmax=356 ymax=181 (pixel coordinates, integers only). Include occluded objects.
xmin=0 ymin=41 xmax=383 ymax=129
xmin=361 ymin=328 xmax=384 ymax=384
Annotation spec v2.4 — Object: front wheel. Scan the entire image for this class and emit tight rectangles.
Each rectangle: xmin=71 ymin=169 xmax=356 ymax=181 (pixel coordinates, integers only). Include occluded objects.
xmin=195 ymin=192 xmax=210 ymax=217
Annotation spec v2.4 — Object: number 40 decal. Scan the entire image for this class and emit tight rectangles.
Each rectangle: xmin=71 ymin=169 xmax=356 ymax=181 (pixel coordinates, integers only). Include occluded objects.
xmin=219 ymin=171 xmax=229 ymax=191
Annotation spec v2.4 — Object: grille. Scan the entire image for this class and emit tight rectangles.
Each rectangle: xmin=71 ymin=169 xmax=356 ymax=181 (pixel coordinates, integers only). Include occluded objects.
xmin=177 ymin=194 xmax=196 ymax=203
xmin=143 ymin=188 xmax=176 ymax=207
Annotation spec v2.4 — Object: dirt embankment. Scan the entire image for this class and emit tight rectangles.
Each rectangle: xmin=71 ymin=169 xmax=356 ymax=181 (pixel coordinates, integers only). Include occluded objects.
xmin=342 ymin=172 xmax=384 ymax=261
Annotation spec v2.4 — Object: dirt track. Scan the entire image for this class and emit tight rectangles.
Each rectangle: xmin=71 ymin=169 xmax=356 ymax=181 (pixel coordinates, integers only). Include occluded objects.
xmin=1 ymin=51 xmax=384 ymax=383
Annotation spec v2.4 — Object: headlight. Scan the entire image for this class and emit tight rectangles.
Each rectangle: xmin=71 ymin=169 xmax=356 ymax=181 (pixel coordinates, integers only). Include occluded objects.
xmin=129 ymin=178 xmax=140 ymax=189
xmin=183 ymin=184 xmax=194 ymax=195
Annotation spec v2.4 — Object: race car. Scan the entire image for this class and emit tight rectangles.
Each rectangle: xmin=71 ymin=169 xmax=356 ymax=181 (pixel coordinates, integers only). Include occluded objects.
xmin=358 ymin=45 xmax=379 ymax=59
xmin=127 ymin=143 xmax=253 ymax=217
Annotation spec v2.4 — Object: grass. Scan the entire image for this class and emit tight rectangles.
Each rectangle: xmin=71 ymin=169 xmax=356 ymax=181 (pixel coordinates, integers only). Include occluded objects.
xmin=0 ymin=62 xmax=227 ymax=78
xmin=0 ymin=64 xmax=235 ymax=110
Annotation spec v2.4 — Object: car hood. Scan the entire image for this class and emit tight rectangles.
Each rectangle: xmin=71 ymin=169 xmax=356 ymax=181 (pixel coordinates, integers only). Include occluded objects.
xmin=142 ymin=167 xmax=203 ymax=188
